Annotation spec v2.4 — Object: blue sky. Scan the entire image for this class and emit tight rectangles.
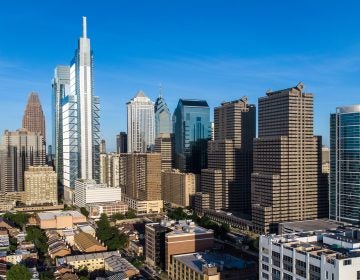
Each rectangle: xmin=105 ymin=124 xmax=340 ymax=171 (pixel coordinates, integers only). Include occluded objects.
xmin=0 ymin=1 xmax=360 ymax=151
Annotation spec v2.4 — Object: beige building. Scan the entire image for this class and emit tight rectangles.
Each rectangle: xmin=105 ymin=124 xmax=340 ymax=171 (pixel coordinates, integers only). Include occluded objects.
xmin=37 ymin=211 xmax=86 ymax=229
xmin=155 ymin=133 xmax=174 ymax=170
xmin=251 ymin=82 xmax=326 ymax=233
xmin=100 ymin=153 xmax=122 ymax=188
xmin=161 ymin=169 xmax=196 ymax=207
xmin=73 ymin=232 xmax=107 ymax=253
xmin=24 ymin=166 xmax=57 ymax=206
xmin=87 ymin=201 xmax=128 ymax=219
xmin=122 ymin=195 xmax=163 ymax=215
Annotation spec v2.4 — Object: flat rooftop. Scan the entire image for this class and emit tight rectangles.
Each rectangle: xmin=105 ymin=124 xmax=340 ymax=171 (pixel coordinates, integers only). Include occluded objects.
xmin=279 ymin=219 xmax=349 ymax=233
xmin=57 ymin=251 xmax=120 ymax=266
xmin=37 ymin=211 xmax=85 ymax=220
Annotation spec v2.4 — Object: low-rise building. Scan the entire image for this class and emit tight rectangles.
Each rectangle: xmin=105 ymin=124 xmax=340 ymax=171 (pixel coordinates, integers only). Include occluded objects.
xmin=87 ymin=201 xmax=128 ymax=219
xmin=0 ymin=229 xmax=9 ymax=251
xmin=128 ymin=240 xmax=143 ymax=257
xmin=37 ymin=211 xmax=86 ymax=229
xmin=104 ymin=255 xmax=139 ymax=277
xmin=73 ymin=232 xmax=107 ymax=253
xmin=6 ymin=249 xmax=38 ymax=265
xmin=77 ymin=224 xmax=96 ymax=237
xmin=46 ymin=230 xmax=71 ymax=259
xmin=259 ymin=227 xmax=360 ymax=280
xmin=122 ymin=195 xmax=163 ymax=215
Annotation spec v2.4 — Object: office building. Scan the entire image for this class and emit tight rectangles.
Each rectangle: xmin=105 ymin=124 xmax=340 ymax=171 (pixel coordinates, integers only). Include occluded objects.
xmin=322 ymin=146 xmax=330 ymax=174
xmin=122 ymin=196 xmax=163 ymax=215
xmin=161 ymin=169 xmax=196 ymax=207
xmin=259 ymin=227 xmax=360 ymax=280
xmin=145 ymin=223 xmax=170 ymax=269
xmin=62 ymin=17 xmax=100 ymax=203
xmin=155 ymin=94 xmax=172 ymax=137
xmin=52 ymin=65 xmax=70 ymax=188
xmin=251 ymin=83 xmax=324 ymax=233
xmin=127 ymin=91 xmax=155 ymax=153
xmin=22 ymin=92 xmax=46 ymax=143
xmin=24 ymin=166 xmax=57 ymax=206
xmin=100 ymin=153 xmax=122 ymax=188
xmin=0 ymin=129 xmax=45 ymax=192
xmin=100 ymin=139 xmax=106 ymax=154
xmin=74 ymin=179 xmax=122 ymax=208
xmin=155 ymin=133 xmax=174 ymax=170
xmin=173 ymin=99 xmax=211 ymax=173
xmin=116 ymin=132 xmax=127 ymax=153
xmin=87 ymin=201 xmax=128 ymax=219
xmin=330 ymin=105 xmax=360 ymax=225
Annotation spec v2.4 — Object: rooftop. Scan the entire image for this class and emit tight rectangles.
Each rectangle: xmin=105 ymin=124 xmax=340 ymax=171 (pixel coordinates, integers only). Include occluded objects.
xmin=180 ymin=99 xmax=209 ymax=107
xmin=37 ymin=211 xmax=85 ymax=220
xmin=279 ymin=219 xmax=349 ymax=234
xmin=57 ymin=251 xmax=121 ymax=266
xmin=74 ymin=232 xmax=106 ymax=252
xmin=104 ymin=255 xmax=139 ymax=273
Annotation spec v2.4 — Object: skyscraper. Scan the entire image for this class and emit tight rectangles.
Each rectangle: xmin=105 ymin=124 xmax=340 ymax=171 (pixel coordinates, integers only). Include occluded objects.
xmin=154 ymin=94 xmax=172 ymax=137
xmin=22 ymin=92 xmax=46 ymax=143
xmin=127 ymin=91 xmax=155 ymax=153
xmin=62 ymin=17 xmax=100 ymax=203
xmin=100 ymin=139 xmax=106 ymax=154
xmin=200 ymin=97 xmax=256 ymax=213
xmin=173 ymin=99 xmax=211 ymax=173
xmin=330 ymin=105 xmax=360 ymax=225
xmin=116 ymin=132 xmax=127 ymax=153
xmin=251 ymin=83 xmax=324 ymax=233
xmin=52 ymin=65 xmax=70 ymax=188
xmin=0 ymin=129 xmax=45 ymax=192
xmin=155 ymin=133 xmax=174 ymax=170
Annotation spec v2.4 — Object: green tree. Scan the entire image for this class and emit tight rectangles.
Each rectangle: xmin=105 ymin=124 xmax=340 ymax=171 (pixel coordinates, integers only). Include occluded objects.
xmin=9 ymin=237 xmax=17 ymax=252
xmin=96 ymin=213 xmax=128 ymax=250
xmin=125 ymin=210 xmax=137 ymax=219
xmin=80 ymin=207 xmax=89 ymax=217
xmin=6 ymin=264 xmax=31 ymax=280
xmin=3 ymin=212 xmax=30 ymax=229
xmin=26 ymin=226 xmax=48 ymax=255
xmin=111 ymin=212 xmax=125 ymax=221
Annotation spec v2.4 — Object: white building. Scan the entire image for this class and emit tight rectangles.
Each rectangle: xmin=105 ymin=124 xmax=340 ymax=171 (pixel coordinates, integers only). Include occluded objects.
xmin=74 ymin=179 xmax=121 ymax=208
xmin=127 ymin=91 xmax=155 ymax=153
xmin=62 ymin=17 xmax=100 ymax=204
xmin=259 ymin=228 xmax=360 ymax=280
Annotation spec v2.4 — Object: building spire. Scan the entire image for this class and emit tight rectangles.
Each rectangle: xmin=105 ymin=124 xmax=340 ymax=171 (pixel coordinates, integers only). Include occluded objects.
xmin=82 ymin=16 xmax=87 ymax=38
xmin=159 ymin=83 xmax=163 ymax=97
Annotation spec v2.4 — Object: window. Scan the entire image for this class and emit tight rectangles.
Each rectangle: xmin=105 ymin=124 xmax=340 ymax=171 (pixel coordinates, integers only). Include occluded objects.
xmin=262 ymin=255 xmax=269 ymax=263
xmin=344 ymin=259 xmax=352 ymax=265
xmin=262 ymin=264 xmax=269 ymax=271
xmin=284 ymin=273 xmax=293 ymax=280
xmin=272 ymin=251 xmax=280 ymax=258
xmin=283 ymin=255 xmax=293 ymax=263
xmin=310 ymin=264 xmax=321 ymax=273
xmin=262 ymin=272 xmax=269 ymax=279
xmin=284 ymin=263 xmax=293 ymax=272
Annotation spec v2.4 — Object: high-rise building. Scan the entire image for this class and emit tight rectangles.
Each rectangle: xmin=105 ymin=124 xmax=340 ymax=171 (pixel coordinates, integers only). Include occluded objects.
xmin=100 ymin=139 xmax=106 ymax=154
xmin=52 ymin=65 xmax=70 ymax=188
xmin=173 ymin=99 xmax=211 ymax=173
xmin=127 ymin=91 xmax=155 ymax=153
xmin=330 ymin=105 xmax=360 ymax=225
xmin=0 ymin=129 xmax=45 ymax=192
xmin=24 ymin=166 xmax=57 ymax=206
xmin=62 ymin=17 xmax=100 ymax=203
xmin=161 ymin=169 xmax=196 ymax=207
xmin=200 ymin=97 xmax=256 ymax=214
xmin=251 ymin=83 xmax=324 ymax=233
xmin=155 ymin=133 xmax=174 ymax=170
xmin=99 ymin=153 xmax=122 ymax=188
xmin=116 ymin=132 xmax=127 ymax=153
xmin=322 ymin=146 xmax=330 ymax=174
xmin=22 ymin=92 xmax=46 ymax=143
xmin=154 ymin=94 xmax=172 ymax=137
xmin=145 ymin=223 xmax=170 ymax=269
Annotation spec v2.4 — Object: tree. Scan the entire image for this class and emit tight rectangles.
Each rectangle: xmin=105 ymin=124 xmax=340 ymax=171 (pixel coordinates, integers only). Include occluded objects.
xmin=125 ymin=210 xmax=137 ymax=219
xmin=9 ymin=237 xmax=17 ymax=252
xmin=96 ymin=213 xmax=128 ymax=250
xmin=3 ymin=212 xmax=30 ymax=229
xmin=80 ymin=207 xmax=89 ymax=217
xmin=111 ymin=212 xmax=125 ymax=221
xmin=26 ymin=226 xmax=48 ymax=255
xmin=6 ymin=264 xmax=31 ymax=280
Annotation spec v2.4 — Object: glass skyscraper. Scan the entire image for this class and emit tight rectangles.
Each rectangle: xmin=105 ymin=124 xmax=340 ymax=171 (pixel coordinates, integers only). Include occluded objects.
xmin=154 ymin=94 xmax=171 ymax=137
xmin=61 ymin=17 xmax=100 ymax=203
xmin=173 ymin=99 xmax=211 ymax=173
xmin=330 ymin=105 xmax=360 ymax=224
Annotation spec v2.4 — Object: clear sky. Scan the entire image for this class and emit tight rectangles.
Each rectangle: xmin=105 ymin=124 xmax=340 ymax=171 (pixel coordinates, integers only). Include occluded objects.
xmin=0 ymin=0 xmax=359 ymax=151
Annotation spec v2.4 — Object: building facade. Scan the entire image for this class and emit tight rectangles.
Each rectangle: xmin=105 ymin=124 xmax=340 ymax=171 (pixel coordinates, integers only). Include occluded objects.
xmin=155 ymin=133 xmax=174 ymax=170
xmin=173 ymin=99 xmax=211 ymax=173
xmin=116 ymin=132 xmax=127 ymax=153
xmin=330 ymin=105 xmax=360 ymax=225
xmin=155 ymin=94 xmax=172 ymax=137
xmin=145 ymin=223 xmax=169 ymax=269
xmin=127 ymin=91 xmax=155 ymax=153
xmin=62 ymin=17 xmax=100 ymax=203
xmin=24 ymin=166 xmax=57 ymax=206
xmin=0 ymin=129 xmax=45 ymax=192
xmin=251 ymin=83 xmax=325 ymax=233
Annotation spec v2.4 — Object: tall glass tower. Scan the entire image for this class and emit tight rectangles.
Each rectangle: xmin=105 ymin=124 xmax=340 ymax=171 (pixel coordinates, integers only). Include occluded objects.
xmin=330 ymin=105 xmax=360 ymax=224
xmin=62 ymin=17 xmax=100 ymax=203
xmin=173 ymin=99 xmax=211 ymax=173
xmin=154 ymin=94 xmax=171 ymax=137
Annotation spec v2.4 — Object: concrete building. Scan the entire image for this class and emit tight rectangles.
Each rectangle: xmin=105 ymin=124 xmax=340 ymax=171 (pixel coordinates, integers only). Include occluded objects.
xmin=24 ymin=165 xmax=57 ymax=206
xmin=251 ymin=83 xmax=326 ymax=233
xmin=87 ymin=201 xmax=128 ymax=219
xmin=155 ymin=133 xmax=174 ymax=170
xmin=100 ymin=153 xmax=123 ymax=188
xmin=330 ymin=105 xmax=360 ymax=225
xmin=201 ymin=97 xmax=255 ymax=213
xmin=74 ymin=179 xmax=121 ymax=208
xmin=127 ymin=91 xmax=155 ymax=153
xmin=161 ymin=169 xmax=196 ymax=207
xmin=104 ymin=255 xmax=139 ymax=277
xmin=0 ymin=129 xmax=45 ymax=192
xmin=116 ymin=132 xmax=127 ymax=153
xmin=100 ymin=139 xmax=106 ymax=154
xmin=62 ymin=17 xmax=100 ymax=203
xmin=322 ymin=146 xmax=330 ymax=174
xmin=37 ymin=211 xmax=86 ymax=229
xmin=122 ymin=196 xmax=163 ymax=215
xmin=145 ymin=223 xmax=170 ymax=269
xmin=259 ymin=227 xmax=360 ymax=280
xmin=74 ymin=232 xmax=107 ymax=253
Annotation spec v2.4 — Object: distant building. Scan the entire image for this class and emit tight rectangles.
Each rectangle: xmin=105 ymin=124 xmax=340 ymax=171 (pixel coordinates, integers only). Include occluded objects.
xmin=74 ymin=179 xmax=121 ymax=208
xmin=173 ymin=99 xmax=211 ymax=173
xmin=161 ymin=169 xmax=196 ymax=207
xmin=330 ymin=105 xmax=360 ymax=225
xmin=322 ymin=146 xmax=330 ymax=173
xmin=116 ymin=132 xmax=127 ymax=153
xmin=74 ymin=232 xmax=107 ymax=253
xmin=155 ymin=133 xmax=174 ymax=170
xmin=24 ymin=166 xmax=58 ymax=206
xmin=37 ymin=211 xmax=86 ymax=229
xmin=0 ymin=129 xmax=45 ymax=192
xmin=155 ymin=94 xmax=172 ymax=137
xmin=87 ymin=201 xmax=128 ymax=219
xmin=122 ymin=196 xmax=163 ymax=215
xmin=104 ymin=254 xmax=139 ymax=278
xmin=127 ymin=91 xmax=155 ymax=152
xmin=100 ymin=139 xmax=106 ymax=154
xmin=145 ymin=223 xmax=170 ymax=269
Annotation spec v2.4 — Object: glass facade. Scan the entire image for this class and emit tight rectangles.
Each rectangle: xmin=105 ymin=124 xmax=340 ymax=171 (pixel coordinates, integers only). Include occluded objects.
xmin=330 ymin=105 xmax=360 ymax=224
xmin=154 ymin=95 xmax=172 ymax=137
xmin=173 ymin=99 xmax=211 ymax=173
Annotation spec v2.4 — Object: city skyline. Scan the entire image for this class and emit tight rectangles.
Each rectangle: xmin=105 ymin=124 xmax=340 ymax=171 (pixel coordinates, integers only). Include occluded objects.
xmin=1 ymin=1 xmax=360 ymax=151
